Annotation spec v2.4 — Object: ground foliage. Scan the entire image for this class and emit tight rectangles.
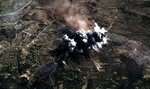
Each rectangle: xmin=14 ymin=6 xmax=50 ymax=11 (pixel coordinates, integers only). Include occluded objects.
xmin=0 ymin=0 xmax=150 ymax=89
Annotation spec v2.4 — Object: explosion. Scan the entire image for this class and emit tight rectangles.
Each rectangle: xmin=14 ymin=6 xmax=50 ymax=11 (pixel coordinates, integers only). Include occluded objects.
xmin=39 ymin=0 xmax=108 ymax=52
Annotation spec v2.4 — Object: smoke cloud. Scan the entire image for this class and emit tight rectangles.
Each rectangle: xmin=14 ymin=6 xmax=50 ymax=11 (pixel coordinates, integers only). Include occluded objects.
xmin=36 ymin=0 xmax=95 ymax=32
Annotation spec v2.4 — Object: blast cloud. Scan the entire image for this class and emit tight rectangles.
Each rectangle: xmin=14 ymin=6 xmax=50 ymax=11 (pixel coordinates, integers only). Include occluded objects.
xmin=35 ymin=0 xmax=108 ymax=51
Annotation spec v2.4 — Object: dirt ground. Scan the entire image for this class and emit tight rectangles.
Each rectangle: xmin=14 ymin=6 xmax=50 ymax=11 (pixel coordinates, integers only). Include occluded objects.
xmin=0 ymin=0 xmax=150 ymax=89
